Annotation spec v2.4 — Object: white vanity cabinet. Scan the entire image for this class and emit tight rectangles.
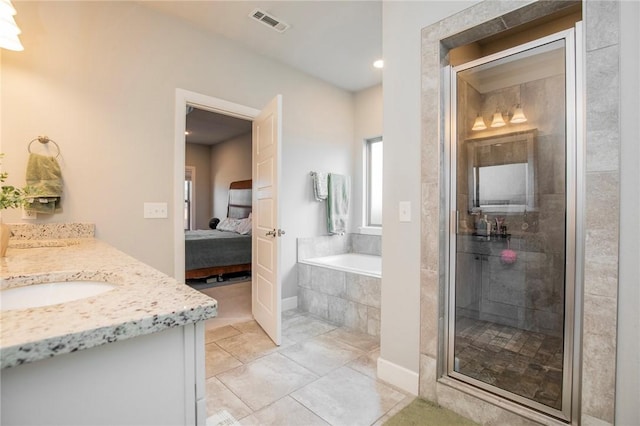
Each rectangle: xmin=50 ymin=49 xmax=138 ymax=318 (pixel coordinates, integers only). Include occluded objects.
xmin=1 ymin=322 xmax=207 ymax=425
xmin=1 ymin=233 xmax=216 ymax=425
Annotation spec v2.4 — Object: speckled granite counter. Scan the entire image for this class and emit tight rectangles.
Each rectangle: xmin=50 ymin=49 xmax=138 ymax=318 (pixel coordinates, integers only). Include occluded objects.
xmin=0 ymin=235 xmax=217 ymax=369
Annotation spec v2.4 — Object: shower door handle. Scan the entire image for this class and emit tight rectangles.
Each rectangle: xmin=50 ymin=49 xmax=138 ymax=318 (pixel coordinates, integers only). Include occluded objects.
xmin=453 ymin=210 xmax=459 ymax=234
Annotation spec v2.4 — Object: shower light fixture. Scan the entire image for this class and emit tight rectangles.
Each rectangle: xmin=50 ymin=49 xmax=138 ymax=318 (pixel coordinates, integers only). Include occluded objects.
xmin=0 ymin=0 xmax=23 ymax=51
xmin=472 ymin=113 xmax=487 ymax=131
xmin=490 ymin=111 xmax=506 ymax=128
xmin=510 ymin=104 xmax=528 ymax=124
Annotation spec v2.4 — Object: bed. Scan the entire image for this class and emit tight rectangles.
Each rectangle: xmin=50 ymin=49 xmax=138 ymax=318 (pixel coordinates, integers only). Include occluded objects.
xmin=185 ymin=179 xmax=252 ymax=280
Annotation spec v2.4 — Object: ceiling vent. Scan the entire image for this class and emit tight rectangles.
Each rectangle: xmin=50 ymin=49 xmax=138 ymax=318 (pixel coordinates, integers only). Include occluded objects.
xmin=249 ymin=8 xmax=289 ymax=33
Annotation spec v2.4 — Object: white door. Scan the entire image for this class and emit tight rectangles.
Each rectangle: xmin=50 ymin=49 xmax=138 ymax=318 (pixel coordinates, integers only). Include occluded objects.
xmin=252 ymin=95 xmax=282 ymax=345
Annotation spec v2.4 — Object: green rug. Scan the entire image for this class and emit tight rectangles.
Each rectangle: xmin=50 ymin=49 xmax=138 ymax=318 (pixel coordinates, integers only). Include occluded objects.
xmin=384 ymin=398 xmax=478 ymax=426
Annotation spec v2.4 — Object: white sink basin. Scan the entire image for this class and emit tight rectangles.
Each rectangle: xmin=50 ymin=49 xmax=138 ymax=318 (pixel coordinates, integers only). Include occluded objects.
xmin=0 ymin=281 xmax=116 ymax=311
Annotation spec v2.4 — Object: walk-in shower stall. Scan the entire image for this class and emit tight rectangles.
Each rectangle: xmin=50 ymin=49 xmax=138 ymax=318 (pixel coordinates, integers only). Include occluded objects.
xmin=446 ymin=27 xmax=582 ymax=421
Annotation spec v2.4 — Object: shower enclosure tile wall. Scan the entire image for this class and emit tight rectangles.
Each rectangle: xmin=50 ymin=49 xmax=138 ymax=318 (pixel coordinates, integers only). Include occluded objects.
xmin=419 ymin=1 xmax=621 ymax=425
xmin=457 ymin=70 xmax=567 ymax=338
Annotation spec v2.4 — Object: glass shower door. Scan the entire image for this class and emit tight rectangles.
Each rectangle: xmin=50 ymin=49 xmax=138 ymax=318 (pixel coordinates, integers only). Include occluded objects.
xmin=448 ymin=31 xmax=577 ymax=421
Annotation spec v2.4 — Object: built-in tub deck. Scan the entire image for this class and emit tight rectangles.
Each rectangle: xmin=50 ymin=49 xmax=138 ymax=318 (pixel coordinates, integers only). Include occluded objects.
xmin=297 ymin=233 xmax=382 ymax=338
xmin=298 ymin=253 xmax=381 ymax=278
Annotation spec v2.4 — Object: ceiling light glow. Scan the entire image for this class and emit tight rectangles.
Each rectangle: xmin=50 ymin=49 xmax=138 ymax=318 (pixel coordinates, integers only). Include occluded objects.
xmin=373 ymin=59 xmax=384 ymax=69
xmin=0 ymin=0 xmax=24 ymax=51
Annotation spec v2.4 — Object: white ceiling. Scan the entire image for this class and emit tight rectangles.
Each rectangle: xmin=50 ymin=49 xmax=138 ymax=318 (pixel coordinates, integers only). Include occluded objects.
xmin=185 ymin=107 xmax=252 ymax=145
xmin=141 ymin=1 xmax=383 ymax=93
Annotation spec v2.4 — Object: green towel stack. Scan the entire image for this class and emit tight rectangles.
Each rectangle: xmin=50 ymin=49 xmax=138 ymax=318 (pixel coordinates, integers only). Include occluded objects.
xmin=24 ymin=153 xmax=63 ymax=214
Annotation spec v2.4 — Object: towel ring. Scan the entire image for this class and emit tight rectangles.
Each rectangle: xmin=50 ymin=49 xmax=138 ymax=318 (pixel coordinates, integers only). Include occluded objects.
xmin=27 ymin=135 xmax=61 ymax=158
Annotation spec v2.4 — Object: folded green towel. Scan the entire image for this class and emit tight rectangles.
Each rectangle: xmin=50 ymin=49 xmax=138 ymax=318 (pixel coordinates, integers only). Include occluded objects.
xmin=25 ymin=153 xmax=63 ymax=214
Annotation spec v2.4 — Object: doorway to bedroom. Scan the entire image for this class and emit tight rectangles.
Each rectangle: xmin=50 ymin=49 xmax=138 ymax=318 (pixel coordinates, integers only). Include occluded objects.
xmin=184 ymin=106 xmax=254 ymax=329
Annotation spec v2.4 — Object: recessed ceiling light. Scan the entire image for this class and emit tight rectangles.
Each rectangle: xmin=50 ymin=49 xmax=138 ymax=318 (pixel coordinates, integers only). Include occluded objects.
xmin=185 ymin=131 xmax=190 ymax=135
xmin=373 ymin=59 xmax=384 ymax=69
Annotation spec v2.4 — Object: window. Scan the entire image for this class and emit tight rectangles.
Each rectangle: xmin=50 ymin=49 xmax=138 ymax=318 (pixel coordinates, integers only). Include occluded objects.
xmin=365 ymin=137 xmax=383 ymax=227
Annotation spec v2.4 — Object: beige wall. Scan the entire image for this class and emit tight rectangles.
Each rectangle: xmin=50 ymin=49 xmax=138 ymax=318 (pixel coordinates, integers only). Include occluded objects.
xmin=210 ymin=133 xmax=252 ymax=221
xmin=0 ymin=2 xmax=355 ymax=301
xmin=616 ymin=2 xmax=640 ymax=423
xmin=379 ymin=1 xmax=478 ymax=390
xmin=185 ymin=143 xmax=211 ymax=230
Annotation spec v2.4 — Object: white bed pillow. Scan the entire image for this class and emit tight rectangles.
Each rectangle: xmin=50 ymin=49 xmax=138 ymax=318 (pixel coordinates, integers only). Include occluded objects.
xmin=236 ymin=217 xmax=252 ymax=235
xmin=217 ymin=218 xmax=243 ymax=233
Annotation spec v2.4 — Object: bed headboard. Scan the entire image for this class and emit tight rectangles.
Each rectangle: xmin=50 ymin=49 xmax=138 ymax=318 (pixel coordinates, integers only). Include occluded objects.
xmin=227 ymin=180 xmax=252 ymax=219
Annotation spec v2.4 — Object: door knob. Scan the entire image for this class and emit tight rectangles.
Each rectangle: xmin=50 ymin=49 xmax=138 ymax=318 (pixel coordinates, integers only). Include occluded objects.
xmin=277 ymin=229 xmax=286 ymax=237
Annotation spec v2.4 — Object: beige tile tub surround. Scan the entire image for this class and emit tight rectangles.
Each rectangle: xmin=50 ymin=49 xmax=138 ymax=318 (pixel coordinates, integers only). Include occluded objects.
xmin=297 ymin=234 xmax=382 ymax=336
xmin=1 ymin=224 xmax=217 ymax=368
xmin=420 ymin=1 xmax=620 ymax=425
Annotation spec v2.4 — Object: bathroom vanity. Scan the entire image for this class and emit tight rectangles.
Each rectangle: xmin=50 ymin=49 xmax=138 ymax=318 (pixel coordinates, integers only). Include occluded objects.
xmin=0 ymin=223 xmax=217 ymax=425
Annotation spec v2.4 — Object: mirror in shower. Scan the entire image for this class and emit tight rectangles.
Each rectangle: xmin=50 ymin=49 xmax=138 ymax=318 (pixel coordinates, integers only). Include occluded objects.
xmin=448 ymin=33 xmax=576 ymax=421
xmin=467 ymin=130 xmax=536 ymax=213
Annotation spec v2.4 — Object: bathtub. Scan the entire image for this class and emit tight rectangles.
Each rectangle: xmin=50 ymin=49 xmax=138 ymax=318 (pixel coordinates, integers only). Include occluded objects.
xmin=298 ymin=253 xmax=381 ymax=278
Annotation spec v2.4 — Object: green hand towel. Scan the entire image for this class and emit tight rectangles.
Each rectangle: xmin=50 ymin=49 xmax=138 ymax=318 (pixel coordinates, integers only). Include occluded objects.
xmin=327 ymin=173 xmax=350 ymax=235
xmin=25 ymin=153 xmax=63 ymax=214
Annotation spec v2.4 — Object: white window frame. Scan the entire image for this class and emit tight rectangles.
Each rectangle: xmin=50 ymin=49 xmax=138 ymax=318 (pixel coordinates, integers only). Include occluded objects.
xmin=361 ymin=136 xmax=383 ymax=235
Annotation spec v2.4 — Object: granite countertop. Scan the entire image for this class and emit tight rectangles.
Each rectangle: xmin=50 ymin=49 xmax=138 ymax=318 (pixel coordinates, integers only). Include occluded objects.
xmin=0 ymin=237 xmax=218 ymax=369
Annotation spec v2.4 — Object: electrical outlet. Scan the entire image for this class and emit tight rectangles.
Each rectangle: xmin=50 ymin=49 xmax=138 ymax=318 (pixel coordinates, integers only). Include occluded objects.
xmin=143 ymin=202 xmax=168 ymax=219
xmin=21 ymin=208 xmax=37 ymax=220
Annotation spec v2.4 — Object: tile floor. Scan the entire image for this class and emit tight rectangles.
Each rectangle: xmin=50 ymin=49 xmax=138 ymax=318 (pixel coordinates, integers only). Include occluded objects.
xmin=454 ymin=316 xmax=564 ymax=409
xmin=199 ymin=282 xmax=413 ymax=426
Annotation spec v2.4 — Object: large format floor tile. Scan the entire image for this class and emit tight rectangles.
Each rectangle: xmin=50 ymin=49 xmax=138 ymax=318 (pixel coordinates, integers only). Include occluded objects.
xmin=215 ymin=325 xmax=280 ymax=363
xmin=291 ymin=366 xmax=406 ymax=426
xmin=279 ymin=334 xmax=364 ymax=375
xmin=324 ymin=327 xmax=380 ymax=352
xmin=205 ymin=377 xmax=252 ymax=420
xmin=198 ymin=299 xmax=409 ymax=426
xmin=217 ymin=352 xmax=319 ymax=411
xmin=239 ymin=396 xmax=329 ymax=426
xmin=348 ymin=348 xmax=380 ymax=379
xmin=282 ymin=312 xmax=337 ymax=343
xmin=205 ymin=325 xmax=241 ymax=344
xmin=205 ymin=343 xmax=243 ymax=378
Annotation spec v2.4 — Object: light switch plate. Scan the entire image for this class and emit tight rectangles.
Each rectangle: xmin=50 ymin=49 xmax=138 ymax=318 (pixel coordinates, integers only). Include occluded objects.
xmin=144 ymin=202 xmax=168 ymax=219
xmin=399 ymin=201 xmax=411 ymax=222
xmin=21 ymin=208 xmax=37 ymax=220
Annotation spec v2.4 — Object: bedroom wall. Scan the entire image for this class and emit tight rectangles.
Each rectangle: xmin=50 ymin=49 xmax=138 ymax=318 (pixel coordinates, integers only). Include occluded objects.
xmin=185 ymin=143 xmax=212 ymax=230
xmin=209 ymin=133 xmax=252 ymax=221
xmin=0 ymin=1 xmax=355 ymax=301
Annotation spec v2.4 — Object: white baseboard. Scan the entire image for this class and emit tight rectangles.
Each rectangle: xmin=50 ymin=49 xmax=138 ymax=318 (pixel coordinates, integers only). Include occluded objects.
xmin=282 ymin=296 xmax=298 ymax=311
xmin=377 ymin=356 xmax=419 ymax=395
